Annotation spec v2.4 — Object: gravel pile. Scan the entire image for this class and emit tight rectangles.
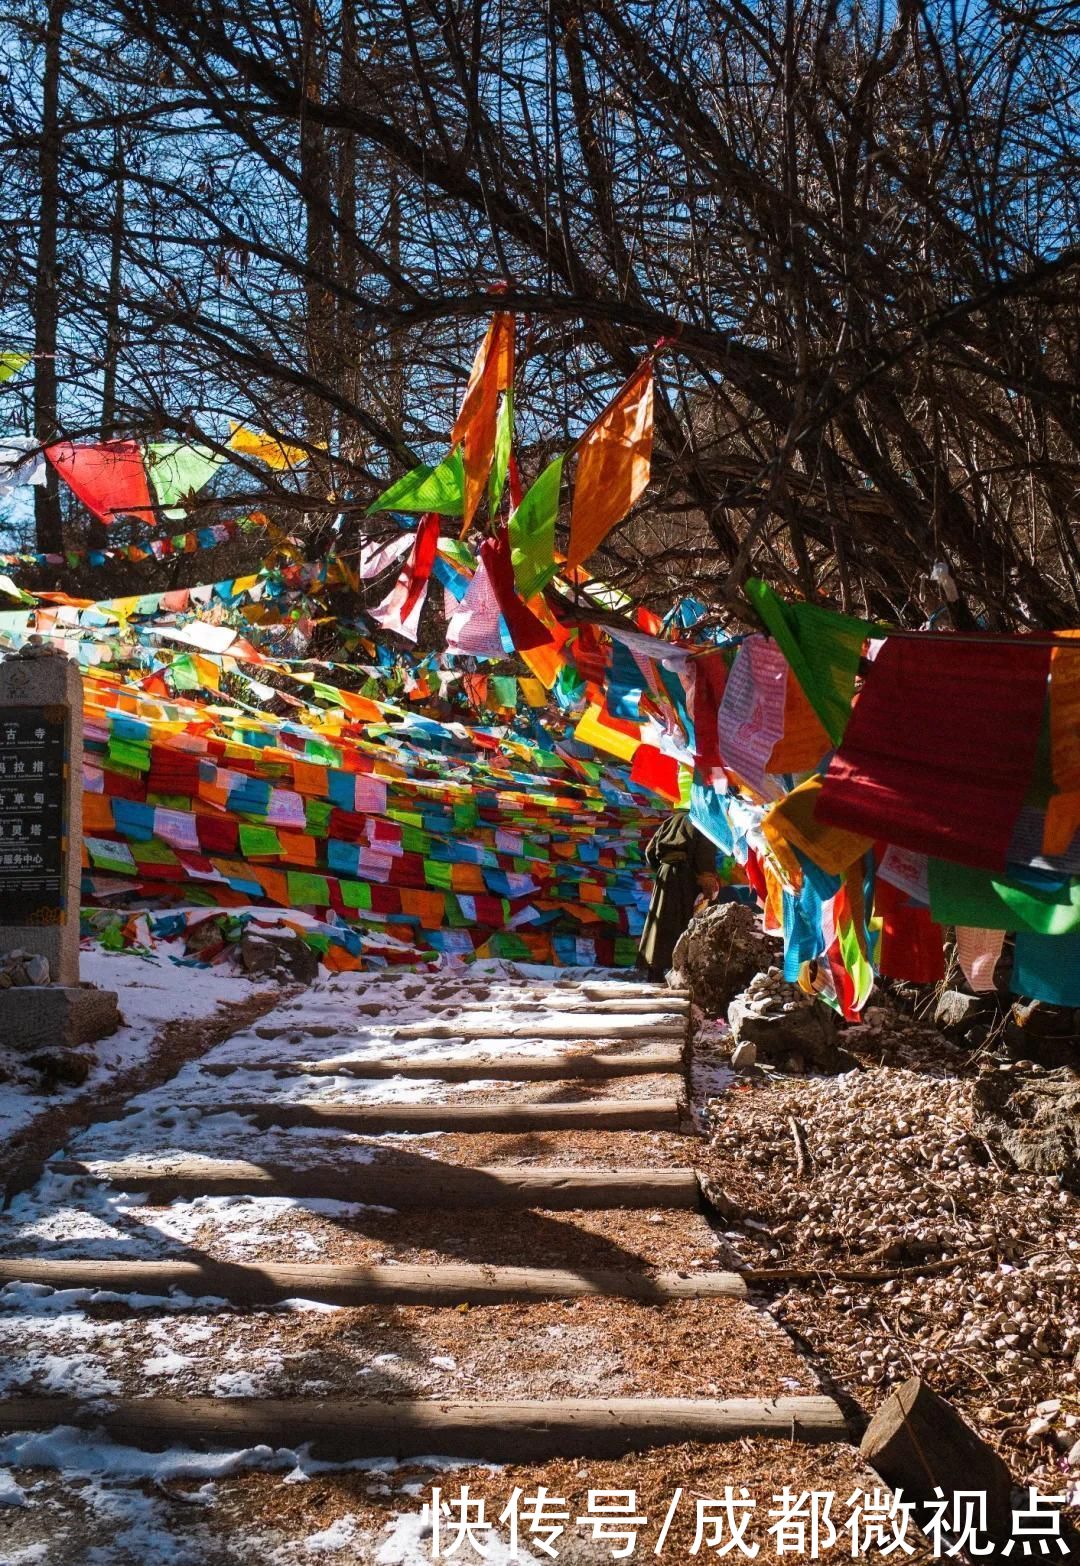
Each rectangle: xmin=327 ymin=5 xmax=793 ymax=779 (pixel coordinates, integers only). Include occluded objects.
xmin=701 ymin=1058 xmax=1080 ymax=1493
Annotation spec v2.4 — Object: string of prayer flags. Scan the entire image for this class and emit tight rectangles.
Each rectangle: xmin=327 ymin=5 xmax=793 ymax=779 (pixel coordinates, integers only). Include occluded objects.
xmin=452 ymin=307 xmax=515 ymax=529
xmin=566 ymin=360 xmax=654 ymax=568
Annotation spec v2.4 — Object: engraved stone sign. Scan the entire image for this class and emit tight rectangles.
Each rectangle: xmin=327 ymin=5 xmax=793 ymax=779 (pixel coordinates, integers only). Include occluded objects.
xmin=0 ymin=642 xmax=118 ymax=1047
xmin=0 ymin=704 xmax=68 ymax=927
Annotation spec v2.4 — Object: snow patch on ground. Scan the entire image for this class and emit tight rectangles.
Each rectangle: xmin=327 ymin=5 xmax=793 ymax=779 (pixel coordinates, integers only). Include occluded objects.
xmin=0 ymin=947 xmax=259 ymax=1145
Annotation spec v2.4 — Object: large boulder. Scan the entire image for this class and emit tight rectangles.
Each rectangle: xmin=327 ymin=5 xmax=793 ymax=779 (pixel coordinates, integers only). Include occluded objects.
xmin=727 ymin=969 xmax=847 ymax=1070
xmin=239 ymin=929 xmax=319 ymax=985
xmin=671 ymin=901 xmax=776 ymax=1016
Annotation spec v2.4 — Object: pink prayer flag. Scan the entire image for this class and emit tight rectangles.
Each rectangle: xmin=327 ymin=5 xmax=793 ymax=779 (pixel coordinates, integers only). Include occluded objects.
xmin=955 ymin=926 xmax=1005 ymax=992
xmin=717 ymin=637 xmax=788 ymax=800
xmin=445 ymin=557 xmax=505 ymax=655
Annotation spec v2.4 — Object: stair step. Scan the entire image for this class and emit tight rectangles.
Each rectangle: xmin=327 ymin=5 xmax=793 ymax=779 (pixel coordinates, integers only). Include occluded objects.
xmin=0 ymin=1257 xmax=746 ymax=1306
xmin=164 ymin=1096 xmax=682 ymax=1135
xmin=202 ymin=1049 xmax=684 ymax=1081
xmin=53 ymin=1158 xmax=704 ymax=1209
xmin=0 ymin=1395 xmax=848 ymax=1459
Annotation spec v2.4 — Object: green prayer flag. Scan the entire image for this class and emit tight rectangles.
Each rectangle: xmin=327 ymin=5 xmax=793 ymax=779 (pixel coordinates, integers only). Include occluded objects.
xmin=0 ymin=351 xmax=30 ymax=383
xmin=131 ymin=840 xmax=179 ymax=865
xmin=509 ymin=455 xmax=563 ymax=598
xmin=928 ymin=858 xmax=1080 ymax=934
xmin=339 ymin=880 xmax=372 ymax=910
xmin=170 ymin=655 xmax=201 ymax=692
xmin=144 ymin=442 xmax=224 ymax=509
xmin=286 ymin=871 xmax=331 ymax=906
xmin=490 ymin=676 xmax=518 ymax=710
xmin=368 ymin=450 xmax=465 ymax=515
xmin=488 ymin=390 xmax=513 ymax=517
xmin=304 ymin=799 xmax=332 ymax=836
xmin=439 ymin=537 xmax=477 ymax=570
xmin=423 ymin=858 xmax=454 ymax=892
xmin=745 ymin=578 xmax=876 ymax=746
xmin=239 ymin=824 xmax=283 ymax=857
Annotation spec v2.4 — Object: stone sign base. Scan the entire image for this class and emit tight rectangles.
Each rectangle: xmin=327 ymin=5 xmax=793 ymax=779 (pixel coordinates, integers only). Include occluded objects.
xmin=0 ymin=985 xmax=120 ymax=1052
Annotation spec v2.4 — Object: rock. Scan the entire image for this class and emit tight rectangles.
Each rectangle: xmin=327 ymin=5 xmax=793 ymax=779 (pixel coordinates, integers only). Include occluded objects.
xmin=0 ymin=985 xmax=120 ymax=1050
xmin=728 ymin=974 xmax=848 ymax=1070
xmin=24 ymin=954 xmax=50 ymax=986
xmin=671 ymin=902 xmax=776 ymax=1017
xmin=25 ymin=1048 xmax=92 ymax=1087
xmin=933 ymin=989 xmax=993 ymax=1037
xmin=973 ymin=1066 xmax=1080 ymax=1188
xmin=730 ymin=1039 xmax=757 ymax=1071
xmin=239 ymin=930 xmax=319 ymax=985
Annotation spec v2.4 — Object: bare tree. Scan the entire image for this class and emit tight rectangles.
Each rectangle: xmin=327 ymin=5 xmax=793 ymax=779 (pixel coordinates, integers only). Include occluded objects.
xmin=1 ymin=0 xmax=1078 ymax=624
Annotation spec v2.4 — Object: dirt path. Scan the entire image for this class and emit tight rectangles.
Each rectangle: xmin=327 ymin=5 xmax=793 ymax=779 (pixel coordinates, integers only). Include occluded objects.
xmin=0 ymin=967 xmax=887 ymax=1565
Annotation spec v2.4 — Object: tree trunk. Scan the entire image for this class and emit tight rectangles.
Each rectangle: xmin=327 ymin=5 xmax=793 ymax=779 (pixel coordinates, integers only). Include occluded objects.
xmin=33 ymin=0 xmax=67 ymax=555
xmin=99 ymin=132 xmax=126 ymax=440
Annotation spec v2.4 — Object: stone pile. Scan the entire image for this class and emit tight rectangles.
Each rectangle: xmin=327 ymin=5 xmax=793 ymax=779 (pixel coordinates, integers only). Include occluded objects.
xmin=0 ymin=949 xmax=51 ymax=988
xmin=727 ymin=967 xmax=848 ymax=1072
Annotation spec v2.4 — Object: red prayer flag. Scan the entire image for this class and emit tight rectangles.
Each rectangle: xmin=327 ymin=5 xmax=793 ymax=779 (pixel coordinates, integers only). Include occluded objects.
xmin=630 ymin=744 xmax=681 ymax=801
xmin=46 ymin=440 xmax=155 ymax=523
xmin=692 ymin=650 xmax=728 ymax=775
xmin=817 ymin=637 xmax=1051 ymax=871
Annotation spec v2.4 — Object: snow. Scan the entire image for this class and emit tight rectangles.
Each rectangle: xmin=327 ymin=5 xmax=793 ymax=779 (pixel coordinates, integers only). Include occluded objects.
xmin=0 ymin=1466 xmax=28 ymax=1507
xmin=304 ymin=1513 xmax=361 ymax=1552
xmin=0 ymin=947 xmax=258 ymax=1145
xmin=0 ymin=963 xmax=656 ymax=1560
xmin=0 ymin=1428 xmax=497 ymax=1484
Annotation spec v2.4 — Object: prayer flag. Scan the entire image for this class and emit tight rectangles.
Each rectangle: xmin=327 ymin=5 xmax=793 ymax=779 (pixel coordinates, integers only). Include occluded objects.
xmin=144 ymin=443 xmax=224 ymax=511
xmin=46 ymin=440 xmax=155 ymax=523
xmin=368 ymin=449 xmax=465 ymax=516
xmin=452 ymin=311 xmax=515 ymax=529
xmin=818 ymin=637 xmax=1051 ymax=871
xmin=745 ymin=579 xmax=871 ymax=746
xmin=566 ymin=363 xmax=654 ymax=568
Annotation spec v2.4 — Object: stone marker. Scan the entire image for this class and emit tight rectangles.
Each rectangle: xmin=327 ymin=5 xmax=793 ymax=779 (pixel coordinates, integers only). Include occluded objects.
xmin=0 ymin=641 xmax=118 ymax=1050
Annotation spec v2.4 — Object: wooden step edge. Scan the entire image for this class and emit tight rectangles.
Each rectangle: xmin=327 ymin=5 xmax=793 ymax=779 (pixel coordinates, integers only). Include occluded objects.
xmin=49 ymin=1159 xmax=705 ymax=1209
xmin=200 ymin=1050 xmax=686 ymax=1081
xmin=388 ymin=1022 xmax=688 ymax=1041
xmin=175 ymin=1097 xmax=683 ymax=1133
xmin=0 ymin=1258 xmax=747 ymax=1305
xmin=0 ymin=1395 xmax=848 ymax=1458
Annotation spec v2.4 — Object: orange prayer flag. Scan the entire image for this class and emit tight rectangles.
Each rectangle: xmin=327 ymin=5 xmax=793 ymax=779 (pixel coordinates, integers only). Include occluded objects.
xmin=452 ymin=311 xmax=515 ymax=530
xmin=566 ymin=363 xmax=654 ymax=568
xmin=767 ymin=673 xmax=832 ymax=775
xmin=1050 ymin=634 xmax=1080 ymax=788
xmin=291 ymin=761 xmax=329 ymax=797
